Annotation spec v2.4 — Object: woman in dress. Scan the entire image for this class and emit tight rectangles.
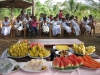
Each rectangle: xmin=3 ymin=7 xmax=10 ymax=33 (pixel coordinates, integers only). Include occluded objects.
xmin=1 ymin=17 xmax=11 ymax=38
xmin=81 ymin=17 xmax=91 ymax=34
xmin=70 ymin=15 xmax=80 ymax=36
xmin=61 ymin=18 xmax=72 ymax=34
xmin=51 ymin=17 xmax=61 ymax=37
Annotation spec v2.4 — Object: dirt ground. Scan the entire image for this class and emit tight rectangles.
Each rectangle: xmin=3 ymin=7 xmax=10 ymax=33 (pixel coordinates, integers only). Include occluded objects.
xmin=0 ymin=24 xmax=100 ymax=56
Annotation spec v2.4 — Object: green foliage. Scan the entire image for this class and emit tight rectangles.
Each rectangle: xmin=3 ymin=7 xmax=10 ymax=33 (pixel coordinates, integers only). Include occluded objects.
xmin=0 ymin=0 xmax=100 ymax=20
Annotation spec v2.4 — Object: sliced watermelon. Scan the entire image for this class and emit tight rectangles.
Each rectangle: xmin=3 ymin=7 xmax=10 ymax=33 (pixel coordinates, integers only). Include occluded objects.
xmin=30 ymin=43 xmax=37 ymax=48
xmin=59 ymin=60 xmax=64 ymax=70
xmin=66 ymin=57 xmax=79 ymax=69
xmin=61 ymin=57 xmax=72 ymax=69
xmin=70 ymin=54 xmax=83 ymax=65
xmin=52 ymin=57 xmax=61 ymax=69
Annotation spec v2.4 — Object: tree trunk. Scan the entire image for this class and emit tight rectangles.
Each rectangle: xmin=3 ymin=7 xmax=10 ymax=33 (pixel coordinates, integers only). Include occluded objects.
xmin=32 ymin=0 xmax=35 ymax=16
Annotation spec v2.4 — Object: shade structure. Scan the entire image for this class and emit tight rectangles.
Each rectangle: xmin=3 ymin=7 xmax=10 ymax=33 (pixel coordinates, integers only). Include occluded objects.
xmin=0 ymin=0 xmax=33 ymax=9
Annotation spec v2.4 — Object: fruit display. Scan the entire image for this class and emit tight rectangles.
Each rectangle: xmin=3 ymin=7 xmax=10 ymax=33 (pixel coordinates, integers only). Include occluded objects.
xmin=59 ymin=50 xmax=68 ymax=56
xmin=73 ymin=43 xmax=95 ymax=55
xmin=29 ymin=43 xmax=50 ymax=58
xmin=7 ymin=43 xmax=29 ymax=58
xmin=56 ymin=45 xmax=69 ymax=50
xmin=78 ymin=55 xmax=100 ymax=69
xmin=52 ymin=54 xmax=83 ymax=70
xmin=22 ymin=59 xmax=48 ymax=72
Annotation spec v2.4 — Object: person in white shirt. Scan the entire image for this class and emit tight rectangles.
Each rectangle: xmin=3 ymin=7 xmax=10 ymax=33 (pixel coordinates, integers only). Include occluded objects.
xmin=19 ymin=10 xmax=26 ymax=21
xmin=61 ymin=18 xmax=72 ymax=34
xmin=51 ymin=17 xmax=61 ymax=37
xmin=70 ymin=15 xmax=80 ymax=36
xmin=14 ymin=17 xmax=23 ymax=35
xmin=81 ymin=17 xmax=91 ymax=34
xmin=1 ymin=17 xmax=11 ymax=38
xmin=40 ymin=17 xmax=50 ymax=34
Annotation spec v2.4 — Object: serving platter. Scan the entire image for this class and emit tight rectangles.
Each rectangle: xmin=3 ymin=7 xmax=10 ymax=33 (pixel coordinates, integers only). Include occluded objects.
xmin=55 ymin=51 xmax=72 ymax=55
xmin=28 ymin=53 xmax=50 ymax=59
xmin=20 ymin=61 xmax=48 ymax=72
xmin=51 ymin=64 xmax=79 ymax=73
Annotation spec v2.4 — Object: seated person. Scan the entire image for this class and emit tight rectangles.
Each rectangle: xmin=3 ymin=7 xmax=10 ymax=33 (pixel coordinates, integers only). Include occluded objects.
xmin=30 ymin=16 xmax=39 ymax=37
xmin=70 ymin=15 xmax=80 ymax=36
xmin=40 ymin=17 xmax=51 ymax=34
xmin=61 ymin=18 xmax=72 ymax=35
xmin=14 ymin=17 xmax=23 ymax=35
xmin=81 ymin=17 xmax=91 ymax=34
xmin=51 ymin=17 xmax=61 ymax=37
xmin=1 ymin=17 xmax=11 ymax=38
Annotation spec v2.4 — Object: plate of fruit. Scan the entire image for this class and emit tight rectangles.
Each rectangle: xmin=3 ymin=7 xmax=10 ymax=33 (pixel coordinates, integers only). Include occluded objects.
xmin=7 ymin=43 xmax=29 ymax=58
xmin=79 ymin=55 xmax=100 ymax=69
xmin=72 ymin=43 xmax=95 ymax=55
xmin=53 ymin=45 xmax=70 ymax=51
xmin=51 ymin=54 xmax=83 ymax=72
xmin=28 ymin=43 xmax=50 ymax=58
xmin=21 ymin=59 xmax=48 ymax=72
xmin=55 ymin=50 xmax=72 ymax=56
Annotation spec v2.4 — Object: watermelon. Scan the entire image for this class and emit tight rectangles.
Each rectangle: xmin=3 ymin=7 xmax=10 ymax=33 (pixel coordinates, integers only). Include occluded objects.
xmin=66 ymin=57 xmax=79 ymax=69
xmin=30 ymin=43 xmax=37 ymax=48
xmin=52 ymin=57 xmax=61 ymax=69
xmin=70 ymin=54 xmax=83 ymax=65
xmin=61 ymin=57 xmax=72 ymax=69
xmin=59 ymin=60 xmax=64 ymax=70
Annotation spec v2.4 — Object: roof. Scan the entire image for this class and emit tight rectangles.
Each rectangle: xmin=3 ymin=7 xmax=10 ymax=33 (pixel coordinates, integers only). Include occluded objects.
xmin=0 ymin=0 xmax=33 ymax=9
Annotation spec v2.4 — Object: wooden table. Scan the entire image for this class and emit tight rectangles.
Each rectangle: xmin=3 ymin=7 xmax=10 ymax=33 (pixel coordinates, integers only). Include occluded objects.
xmin=19 ymin=39 xmax=84 ymax=47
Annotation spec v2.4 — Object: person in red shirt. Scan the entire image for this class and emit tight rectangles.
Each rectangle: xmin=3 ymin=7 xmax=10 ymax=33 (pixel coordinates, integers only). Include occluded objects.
xmin=31 ymin=16 xmax=39 ymax=37
xmin=59 ymin=10 xmax=63 ymax=20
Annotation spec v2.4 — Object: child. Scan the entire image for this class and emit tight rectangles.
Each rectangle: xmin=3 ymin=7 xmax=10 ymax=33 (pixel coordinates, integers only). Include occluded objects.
xmin=31 ymin=16 xmax=39 ymax=37
xmin=1 ymin=17 xmax=11 ymax=38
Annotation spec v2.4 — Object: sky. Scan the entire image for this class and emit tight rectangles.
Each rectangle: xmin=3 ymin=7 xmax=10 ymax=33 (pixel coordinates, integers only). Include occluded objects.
xmin=39 ymin=0 xmax=99 ymax=4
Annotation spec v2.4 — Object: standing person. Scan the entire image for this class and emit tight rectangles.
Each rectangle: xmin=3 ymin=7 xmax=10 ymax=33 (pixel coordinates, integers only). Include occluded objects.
xmin=31 ymin=16 xmax=39 ymax=37
xmin=23 ymin=14 xmax=32 ymax=36
xmin=19 ymin=10 xmax=26 ymax=21
xmin=1 ymin=17 xmax=11 ymax=38
xmin=70 ymin=15 xmax=80 ymax=36
xmin=61 ymin=18 xmax=72 ymax=35
xmin=81 ymin=17 xmax=91 ymax=34
xmin=51 ymin=17 xmax=61 ymax=37
xmin=88 ymin=15 xmax=95 ymax=35
xmin=59 ymin=10 xmax=63 ymax=20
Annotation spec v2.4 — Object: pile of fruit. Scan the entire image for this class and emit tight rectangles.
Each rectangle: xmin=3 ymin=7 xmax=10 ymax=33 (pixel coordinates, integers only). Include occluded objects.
xmin=29 ymin=43 xmax=50 ymax=58
xmin=23 ymin=59 xmax=47 ymax=71
xmin=73 ymin=43 xmax=95 ymax=55
xmin=78 ymin=55 xmax=100 ymax=69
xmin=52 ymin=54 xmax=83 ymax=70
xmin=59 ymin=50 xmax=68 ymax=56
xmin=56 ymin=45 xmax=69 ymax=50
xmin=8 ymin=43 xmax=29 ymax=57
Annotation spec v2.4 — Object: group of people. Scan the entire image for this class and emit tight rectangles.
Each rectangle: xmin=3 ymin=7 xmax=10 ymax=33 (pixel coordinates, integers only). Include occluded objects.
xmin=1 ymin=10 xmax=95 ymax=38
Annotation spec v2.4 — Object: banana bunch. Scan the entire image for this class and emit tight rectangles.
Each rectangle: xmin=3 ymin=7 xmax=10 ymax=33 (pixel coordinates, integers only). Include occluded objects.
xmin=29 ymin=44 xmax=50 ymax=58
xmin=73 ymin=43 xmax=86 ymax=55
xmin=73 ymin=43 xmax=95 ymax=55
xmin=85 ymin=46 xmax=95 ymax=55
xmin=8 ymin=43 xmax=29 ymax=57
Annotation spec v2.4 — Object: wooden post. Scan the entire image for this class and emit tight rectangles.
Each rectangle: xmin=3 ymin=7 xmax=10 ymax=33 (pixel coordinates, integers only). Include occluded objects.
xmin=32 ymin=0 xmax=35 ymax=16
xmin=11 ymin=7 xmax=14 ymax=20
